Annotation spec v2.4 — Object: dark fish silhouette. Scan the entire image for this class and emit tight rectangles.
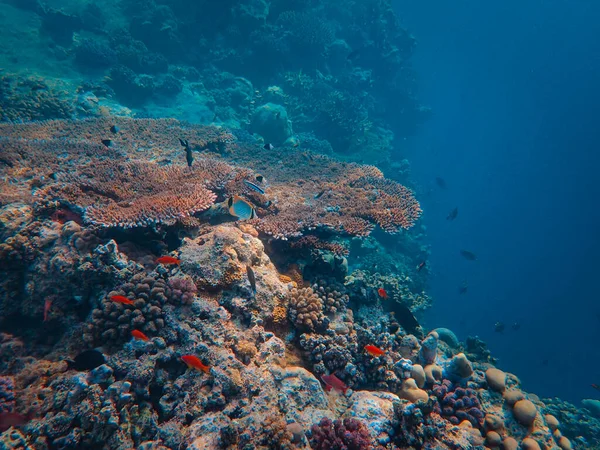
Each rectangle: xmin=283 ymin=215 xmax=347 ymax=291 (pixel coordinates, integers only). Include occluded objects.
xmin=243 ymin=180 xmax=265 ymax=195
xmin=65 ymin=349 xmax=106 ymax=371
xmin=494 ymin=322 xmax=505 ymax=333
xmin=347 ymin=49 xmax=360 ymax=61
xmin=255 ymin=174 xmax=265 ymax=184
xmin=101 ymin=139 xmax=112 ymax=148
xmin=246 ymin=265 xmax=256 ymax=294
xmin=314 ymin=190 xmax=326 ymax=199
xmin=458 ymin=280 xmax=468 ymax=294
xmin=110 ymin=125 xmax=119 ymax=134
xmin=460 ymin=250 xmax=477 ymax=261
xmin=416 ymin=261 xmax=426 ymax=272
xmin=592 ymin=383 xmax=600 ymax=392
xmin=275 ymin=112 xmax=281 ymax=119
xmin=179 ymin=138 xmax=193 ymax=168
xmin=435 ymin=177 xmax=447 ymax=189
xmin=511 ymin=322 xmax=521 ymax=331
xmin=541 ymin=359 xmax=549 ymax=366
xmin=447 ymin=207 xmax=458 ymax=221
xmin=392 ymin=303 xmax=420 ymax=335
xmin=263 ymin=143 xmax=274 ymax=151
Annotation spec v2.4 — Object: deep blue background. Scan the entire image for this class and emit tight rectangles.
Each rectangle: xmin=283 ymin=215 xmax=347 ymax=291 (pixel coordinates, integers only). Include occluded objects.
xmin=395 ymin=0 xmax=600 ymax=403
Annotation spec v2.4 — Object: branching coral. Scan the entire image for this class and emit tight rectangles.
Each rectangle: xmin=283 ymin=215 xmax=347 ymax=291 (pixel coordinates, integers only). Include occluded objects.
xmin=1 ymin=118 xmax=421 ymax=238
xmin=288 ymin=287 xmax=327 ymax=332
xmin=290 ymin=235 xmax=349 ymax=257
xmin=346 ymin=269 xmax=432 ymax=314
xmin=0 ymin=74 xmax=74 ymax=122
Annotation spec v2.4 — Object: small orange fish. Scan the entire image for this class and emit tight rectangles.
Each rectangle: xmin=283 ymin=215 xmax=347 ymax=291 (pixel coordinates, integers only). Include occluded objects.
xmin=377 ymin=288 xmax=388 ymax=299
xmin=416 ymin=261 xmax=426 ymax=272
xmin=181 ymin=355 xmax=210 ymax=374
xmin=592 ymin=383 xmax=600 ymax=392
xmin=110 ymin=295 xmax=135 ymax=305
xmin=364 ymin=345 xmax=385 ymax=357
xmin=131 ymin=330 xmax=150 ymax=342
xmin=43 ymin=298 xmax=52 ymax=322
xmin=156 ymin=256 xmax=181 ymax=265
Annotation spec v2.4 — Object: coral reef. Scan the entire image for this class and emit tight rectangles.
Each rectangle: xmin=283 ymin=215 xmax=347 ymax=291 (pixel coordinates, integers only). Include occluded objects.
xmin=310 ymin=417 xmax=376 ymax=450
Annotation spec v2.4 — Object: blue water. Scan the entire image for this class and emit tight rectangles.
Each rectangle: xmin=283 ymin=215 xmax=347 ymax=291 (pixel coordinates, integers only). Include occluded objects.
xmin=397 ymin=0 xmax=600 ymax=403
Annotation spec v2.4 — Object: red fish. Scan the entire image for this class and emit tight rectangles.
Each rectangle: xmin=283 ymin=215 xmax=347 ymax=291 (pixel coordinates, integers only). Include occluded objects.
xmin=0 ymin=412 xmax=30 ymax=432
xmin=377 ymin=288 xmax=388 ymax=299
xmin=110 ymin=295 xmax=135 ymax=306
xmin=320 ymin=374 xmax=348 ymax=394
xmin=181 ymin=355 xmax=210 ymax=374
xmin=131 ymin=330 xmax=150 ymax=342
xmin=364 ymin=345 xmax=385 ymax=357
xmin=592 ymin=383 xmax=600 ymax=392
xmin=43 ymin=298 xmax=52 ymax=322
xmin=416 ymin=261 xmax=426 ymax=272
xmin=156 ymin=256 xmax=181 ymax=265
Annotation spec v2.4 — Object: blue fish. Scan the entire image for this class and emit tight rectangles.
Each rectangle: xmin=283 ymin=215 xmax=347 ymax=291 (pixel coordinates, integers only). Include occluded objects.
xmin=228 ymin=196 xmax=256 ymax=220
xmin=243 ymin=180 xmax=265 ymax=195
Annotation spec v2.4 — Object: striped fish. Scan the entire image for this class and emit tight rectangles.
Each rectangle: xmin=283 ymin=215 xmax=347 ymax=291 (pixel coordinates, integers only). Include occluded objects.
xmin=243 ymin=180 xmax=265 ymax=195
xmin=228 ymin=196 xmax=256 ymax=220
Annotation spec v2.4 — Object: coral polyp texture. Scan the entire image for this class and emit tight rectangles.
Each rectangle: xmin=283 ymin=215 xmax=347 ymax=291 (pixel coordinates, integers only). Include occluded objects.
xmin=0 ymin=118 xmax=421 ymax=238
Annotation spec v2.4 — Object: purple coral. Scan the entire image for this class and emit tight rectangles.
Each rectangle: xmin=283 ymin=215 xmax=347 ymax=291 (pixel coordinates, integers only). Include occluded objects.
xmin=0 ymin=376 xmax=15 ymax=413
xmin=168 ymin=276 xmax=197 ymax=304
xmin=310 ymin=417 xmax=374 ymax=450
xmin=432 ymin=380 xmax=484 ymax=428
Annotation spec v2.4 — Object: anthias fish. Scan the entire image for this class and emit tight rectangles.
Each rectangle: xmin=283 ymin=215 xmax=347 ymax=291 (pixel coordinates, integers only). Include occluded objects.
xmin=364 ymin=345 xmax=385 ymax=357
xmin=592 ymin=383 xmax=600 ymax=392
xmin=377 ymin=288 xmax=388 ymax=299
xmin=447 ymin=207 xmax=458 ymax=221
xmin=156 ymin=256 xmax=181 ymax=265
xmin=228 ymin=196 xmax=256 ymax=220
xmin=460 ymin=250 xmax=477 ymax=261
xmin=246 ymin=265 xmax=256 ymax=293
xmin=243 ymin=180 xmax=265 ymax=195
xmin=131 ymin=330 xmax=150 ymax=342
xmin=416 ymin=261 xmax=426 ymax=272
xmin=0 ymin=412 xmax=30 ymax=433
xmin=320 ymin=374 xmax=348 ymax=394
xmin=181 ymin=355 xmax=210 ymax=373
xmin=43 ymin=298 xmax=52 ymax=322
xmin=111 ymin=295 xmax=135 ymax=305
xmin=66 ymin=349 xmax=106 ymax=371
